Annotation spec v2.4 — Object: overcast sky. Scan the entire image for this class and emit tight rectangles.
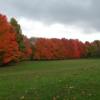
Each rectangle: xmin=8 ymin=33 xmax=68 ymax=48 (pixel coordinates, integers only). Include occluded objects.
xmin=0 ymin=0 xmax=100 ymax=42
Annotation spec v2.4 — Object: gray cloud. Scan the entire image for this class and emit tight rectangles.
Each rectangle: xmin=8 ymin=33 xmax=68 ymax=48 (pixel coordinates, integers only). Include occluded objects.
xmin=0 ymin=0 xmax=100 ymax=33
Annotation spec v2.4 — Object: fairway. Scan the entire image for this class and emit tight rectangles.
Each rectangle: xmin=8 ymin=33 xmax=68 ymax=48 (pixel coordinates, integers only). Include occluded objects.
xmin=0 ymin=59 xmax=100 ymax=100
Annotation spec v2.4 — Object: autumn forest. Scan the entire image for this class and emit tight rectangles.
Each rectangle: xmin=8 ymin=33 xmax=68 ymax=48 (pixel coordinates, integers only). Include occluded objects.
xmin=0 ymin=13 xmax=100 ymax=65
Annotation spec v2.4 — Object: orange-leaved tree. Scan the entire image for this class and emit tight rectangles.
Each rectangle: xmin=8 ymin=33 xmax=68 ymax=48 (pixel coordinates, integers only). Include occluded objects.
xmin=0 ymin=14 xmax=20 ymax=65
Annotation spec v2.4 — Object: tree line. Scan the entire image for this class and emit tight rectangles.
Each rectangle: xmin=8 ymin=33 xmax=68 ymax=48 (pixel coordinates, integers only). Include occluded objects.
xmin=0 ymin=13 xmax=100 ymax=65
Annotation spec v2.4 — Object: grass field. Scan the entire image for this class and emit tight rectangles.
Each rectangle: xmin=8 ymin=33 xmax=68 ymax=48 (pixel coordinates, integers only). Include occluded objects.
xmin=0 ymin=59 xmax=100 ymax=100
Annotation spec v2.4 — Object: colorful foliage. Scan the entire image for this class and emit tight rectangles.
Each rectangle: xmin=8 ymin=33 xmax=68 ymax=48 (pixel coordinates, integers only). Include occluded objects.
xmin=33 ymin=38 xmax=86 ymax=60
xmin=0 ymin=14 xmax=20 ymax=65
xmin=1 ymin=13 xmax=100 ymax=65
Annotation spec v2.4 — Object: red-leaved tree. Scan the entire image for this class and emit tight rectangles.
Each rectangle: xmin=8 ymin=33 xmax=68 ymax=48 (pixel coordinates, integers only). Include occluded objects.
xmin=0 ymin=14 xmax=20 ymax=65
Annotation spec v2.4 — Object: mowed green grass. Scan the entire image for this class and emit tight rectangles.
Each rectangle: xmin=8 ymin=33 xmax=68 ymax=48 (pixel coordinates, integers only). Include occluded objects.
xmin=0 ymin=59 xmax=100 ymax=100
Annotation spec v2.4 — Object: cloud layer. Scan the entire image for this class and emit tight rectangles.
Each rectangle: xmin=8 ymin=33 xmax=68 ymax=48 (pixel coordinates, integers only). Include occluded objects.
xmin=0 ymin=0 xmax=100 ymax=41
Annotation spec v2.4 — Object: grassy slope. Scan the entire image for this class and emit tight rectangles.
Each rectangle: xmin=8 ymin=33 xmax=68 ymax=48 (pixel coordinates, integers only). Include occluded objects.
xmin=0 ymin=59 xmax=100 ymax=100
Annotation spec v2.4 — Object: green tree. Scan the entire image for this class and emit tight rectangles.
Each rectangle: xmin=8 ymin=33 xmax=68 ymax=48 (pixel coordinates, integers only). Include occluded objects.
xmin=10 ymin=18 xmax=25 ymax=52
xmin=93 ymin=40 xmax=100 ymax=57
